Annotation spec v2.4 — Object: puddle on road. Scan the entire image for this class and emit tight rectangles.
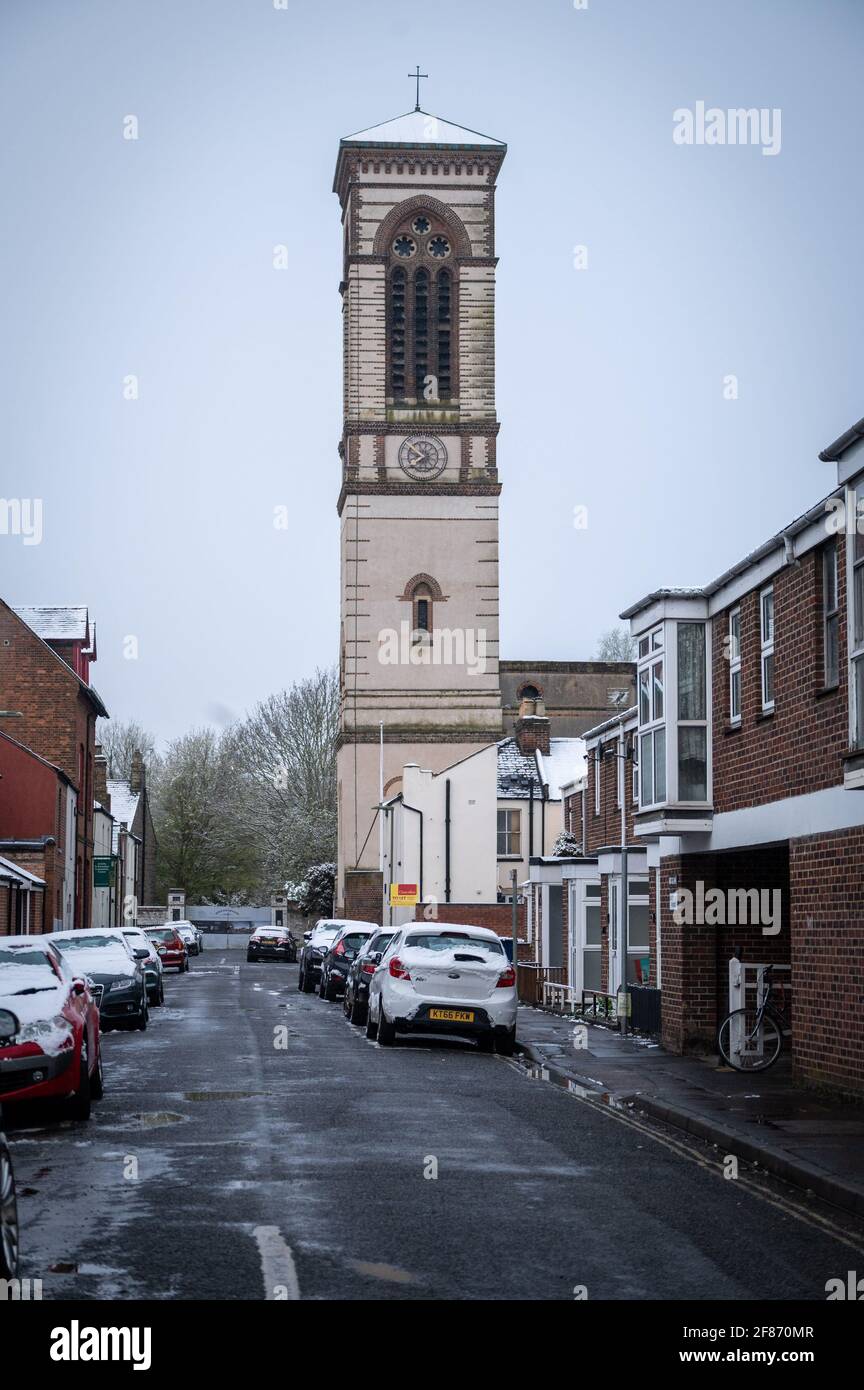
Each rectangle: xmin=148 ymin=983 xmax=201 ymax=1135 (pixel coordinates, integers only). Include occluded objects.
xmin=517 ymin=1058 xmax=625 ymax=1109
xmin=123 ymin=1112 xmax=188 ymax=1129
xmin=183 ymin=1090 xmax=270 ymax=1102
xmin=348 ymin=1259 xmax=418 ymax=1285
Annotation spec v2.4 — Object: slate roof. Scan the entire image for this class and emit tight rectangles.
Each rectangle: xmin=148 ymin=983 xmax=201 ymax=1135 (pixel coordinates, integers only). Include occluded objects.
xmin=340 ymin=108 xmax=504 ymax=148
xmin=13 ymin=606 xmax=89 ymax=642
xmin=106 ymin=779 xmax=140 ymax=851
xmin=497 ymin=737 xmax=586 ymax=801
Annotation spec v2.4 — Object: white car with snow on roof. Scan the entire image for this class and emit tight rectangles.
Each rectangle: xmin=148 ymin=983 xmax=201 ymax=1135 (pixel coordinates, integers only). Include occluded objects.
xmin=366 ymin=925 xmax=517 ymax=1054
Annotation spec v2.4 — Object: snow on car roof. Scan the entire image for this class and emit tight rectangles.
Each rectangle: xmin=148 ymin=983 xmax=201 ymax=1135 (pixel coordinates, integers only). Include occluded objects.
xmin=405 ymin=923 xmax=501 ymax=939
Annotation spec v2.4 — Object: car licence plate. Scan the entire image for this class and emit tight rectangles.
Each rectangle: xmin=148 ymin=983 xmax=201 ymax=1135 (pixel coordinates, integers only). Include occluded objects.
xmin=428 ymin=1008 xmax=475 ymax=1023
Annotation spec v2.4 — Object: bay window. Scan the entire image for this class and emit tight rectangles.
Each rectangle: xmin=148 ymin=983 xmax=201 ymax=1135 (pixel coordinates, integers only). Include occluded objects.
xmin=760 ymin=586 xmax=775 ymax=711
xmin=728 ymin=608 xmax=741 ymax=723
xmin=677 ymin=622 xmax=708 ymax=801
xmin=638 ymin=626 xmax=666 ymax=808
xmin=852 ymin=482 xmax=864 ymax=747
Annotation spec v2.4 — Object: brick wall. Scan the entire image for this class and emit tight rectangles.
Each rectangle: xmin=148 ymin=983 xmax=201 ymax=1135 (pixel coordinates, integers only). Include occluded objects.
xmin=712 ymin=542 xmax=847 ymax=812
xmin=585 ymin=733 xmax=638 ymax=853
xmin=343 ymin=869 xmax=383 ymax=925
xmin=790 ymin=827 xmax=864 ymax=1095
xmin=0 ymin=602 xmax=100 ymax=930
xmin=659 ymin=846 xmax=790 ymax=1054
xmin=414 ymin=899 xmax=528 ymax=954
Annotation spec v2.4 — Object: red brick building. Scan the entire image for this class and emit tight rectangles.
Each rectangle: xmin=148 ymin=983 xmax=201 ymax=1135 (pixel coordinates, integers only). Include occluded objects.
xmin=616 ymin=416 xmax=864 ymax=1096
xmin=0 ymin=602 xmax=108 ymax=932
xmin=527 ymin=416 xmax=864 ymax=1099
xmin=0 ymin=729 xmax=75 ymax=933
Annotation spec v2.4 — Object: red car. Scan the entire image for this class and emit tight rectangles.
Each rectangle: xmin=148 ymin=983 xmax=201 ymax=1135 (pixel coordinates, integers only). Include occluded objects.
xmin=145 ymin=926 xmax=189 ymax=973
xmin=0 ymin=936 xmax=104 ymax=1120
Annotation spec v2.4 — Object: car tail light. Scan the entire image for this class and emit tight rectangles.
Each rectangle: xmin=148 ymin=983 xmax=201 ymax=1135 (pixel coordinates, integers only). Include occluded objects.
xmin=496 ymin=965 xmax=516 ymax=988
xmin=389 ymin=957 xmax=411 ymax=981
xmin=333 ymin=940 xmax=346 ymax=956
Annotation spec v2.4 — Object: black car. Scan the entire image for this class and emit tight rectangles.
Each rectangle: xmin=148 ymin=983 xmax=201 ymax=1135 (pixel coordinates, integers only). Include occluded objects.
xmin=246 ymin=925 xmax=297 ymax=963
xmin=318 ymin=925 xmax=378 ymax=1001
xmin=0 ymin=1104 xmax=19 ymax=1278
xmin=342 ymin=929 xmax=394 ymax=1025
xmin=297 ymin=923 xmax=341 ymax=993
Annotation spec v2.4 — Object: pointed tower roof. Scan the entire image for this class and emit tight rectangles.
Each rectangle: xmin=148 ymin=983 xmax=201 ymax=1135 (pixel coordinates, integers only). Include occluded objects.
xmin=340 ymin=108 xmax=505 ymax=149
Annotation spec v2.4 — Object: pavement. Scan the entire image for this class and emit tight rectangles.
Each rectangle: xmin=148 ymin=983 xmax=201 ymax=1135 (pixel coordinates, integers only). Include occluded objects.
xmin=5 ymin=942 xmax=863 ymax=1300
xmin=516 ymin=1005 xmax=864 ymax=1217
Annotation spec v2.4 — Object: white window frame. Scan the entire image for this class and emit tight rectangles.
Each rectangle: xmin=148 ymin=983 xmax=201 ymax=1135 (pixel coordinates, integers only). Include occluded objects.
xmin=823 ymin=543 xmax=839 ymax=689
xmin=728 ymin=607 xmax=741 ymax=725
xmin=631 ymin=733 xmax=639 ymax=804
xmin=637 ymin=625 xmax=666 ymax=809
xmin=497 ymin=808 xmax=521 ymax=857
xmin=676 ymin=621 xmax=710 ymax=803
xmin=850 ymin=481 xmax=864 ymax=747
xmin=760 ymin=586 xmax=775 ymax=712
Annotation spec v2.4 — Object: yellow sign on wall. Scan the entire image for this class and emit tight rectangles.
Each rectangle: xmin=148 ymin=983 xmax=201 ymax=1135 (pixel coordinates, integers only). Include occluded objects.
xmin=390 ymin=882 xmax=419 ymax=907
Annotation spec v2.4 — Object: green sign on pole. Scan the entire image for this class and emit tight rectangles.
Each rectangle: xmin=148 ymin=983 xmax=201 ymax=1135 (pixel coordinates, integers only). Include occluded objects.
xmin=93 ymin=856 xmax=114 ymax=888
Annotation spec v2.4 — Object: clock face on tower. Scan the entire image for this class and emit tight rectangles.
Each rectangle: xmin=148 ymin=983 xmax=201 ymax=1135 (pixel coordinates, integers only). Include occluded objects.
xmin=398 ymin=434 xmax=448 ymax=481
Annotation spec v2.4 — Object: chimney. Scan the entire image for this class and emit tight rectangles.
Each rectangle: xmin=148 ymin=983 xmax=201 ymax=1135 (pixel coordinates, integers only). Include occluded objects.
xmin=93 ymin=744 xmax=110 ymax=809
xmin=515 ymin=697 xmax=551 ymax=757
xmin=129 ymin=749 xmax=145 ymax=794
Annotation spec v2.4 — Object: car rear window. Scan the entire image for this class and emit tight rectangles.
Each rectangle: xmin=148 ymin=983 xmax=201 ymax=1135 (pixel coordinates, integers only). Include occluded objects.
xmin=405 ymin=932 xmax=504 ymax=954
xmin=341 ymin=932 xmax=372 ymax=950
xmin=366 ymin=933 xmax=393 ymax=954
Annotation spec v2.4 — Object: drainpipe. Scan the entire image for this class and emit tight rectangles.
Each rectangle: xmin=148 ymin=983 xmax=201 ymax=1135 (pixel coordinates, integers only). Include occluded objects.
xmin=444 ymin=779 xmax=451 ymax=904
xmin=402 ymin=802 xmax=423 ymax=903
xmin=528 ymin=784 xmax=534 ymax=859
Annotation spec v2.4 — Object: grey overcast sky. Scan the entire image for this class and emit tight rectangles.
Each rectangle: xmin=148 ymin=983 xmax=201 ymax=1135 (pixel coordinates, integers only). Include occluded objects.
xmin=1 ymin=0 xmax=861 ymax=745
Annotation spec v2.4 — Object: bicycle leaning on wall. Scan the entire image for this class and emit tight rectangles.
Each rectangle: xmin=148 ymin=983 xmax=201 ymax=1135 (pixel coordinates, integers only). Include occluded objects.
xmin=717 ymin=963 xmax=791 ymax=1072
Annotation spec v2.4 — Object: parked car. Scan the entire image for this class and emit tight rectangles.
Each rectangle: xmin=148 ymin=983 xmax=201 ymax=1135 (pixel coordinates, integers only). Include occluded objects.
xmin=298 ymin=919 xmax=373 ymax=993
xmin=174 ymin=922 xmax=202 ymax=956
xmin=366 ymin=925 xmax=517 ymax=1054
xmin=319 ymin=924 xmax=378 ymax=1001
xmin=145 ymin=926 xmax=189 ymax=973
xmin=0 ymin=1104 xmax=18 ymax=1278
xmin=343 ymin=929 xmax=395 ymax=1025
xmin=51 ymin=929 xmax=149 ymax=1031
xmin=0 ymin=936 xmax=104 ymax=1118
xmin=122 ymin=926 xmax=165 ymax=1007
xmin=246 ymin=925 xmax=297 ymax=963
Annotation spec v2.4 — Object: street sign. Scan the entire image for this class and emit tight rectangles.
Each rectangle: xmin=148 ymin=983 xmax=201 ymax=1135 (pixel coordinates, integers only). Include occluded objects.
xmin=93 ymin=856 xmax=114 ymax=887
xmin=389 ymin=882 xmax=419 ymax=907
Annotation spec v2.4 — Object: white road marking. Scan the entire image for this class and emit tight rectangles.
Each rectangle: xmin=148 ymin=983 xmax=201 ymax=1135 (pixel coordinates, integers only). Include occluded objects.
xmin=252 ymin=1226 xmax=301 ymax=1301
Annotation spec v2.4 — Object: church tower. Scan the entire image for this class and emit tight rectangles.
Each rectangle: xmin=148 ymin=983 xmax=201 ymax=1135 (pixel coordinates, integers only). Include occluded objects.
xmin=333 ymin=102 xmax=506 ymax=918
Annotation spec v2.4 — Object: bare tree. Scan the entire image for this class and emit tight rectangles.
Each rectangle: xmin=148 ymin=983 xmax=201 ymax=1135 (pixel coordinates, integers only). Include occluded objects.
xmin=229 ymin=667 xmax=339 ymax=888
xmin=96 ymin=718 xmax=157 ymax=780
xmin=596 ymin=627 xmax=636 ymax=662
xmin=151 ymin=728 xmax=259 ymax=903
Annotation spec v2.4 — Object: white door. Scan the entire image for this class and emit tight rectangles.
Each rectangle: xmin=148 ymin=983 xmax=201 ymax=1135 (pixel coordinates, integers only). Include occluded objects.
xmin=609 ymin=879 xmax=622 ymax=994
xmin=570 ymin=882 xmax=602 ymax=994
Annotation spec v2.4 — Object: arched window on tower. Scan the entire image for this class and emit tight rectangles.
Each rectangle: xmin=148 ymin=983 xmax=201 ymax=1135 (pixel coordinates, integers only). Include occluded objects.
xmin=385 ymin=210 xmax=459 ymax=405
xmin=413 ymin=268 xmax=430 ymax=398
xmin=412 ymin=580 xmax=433 ymax=637
xmin=390 ymin=267 xmax=406 ymax=398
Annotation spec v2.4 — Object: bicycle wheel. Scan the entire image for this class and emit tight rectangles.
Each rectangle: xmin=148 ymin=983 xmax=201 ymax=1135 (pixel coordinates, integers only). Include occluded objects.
xmin=718 ymin=1007 xmax=782 ymax=1072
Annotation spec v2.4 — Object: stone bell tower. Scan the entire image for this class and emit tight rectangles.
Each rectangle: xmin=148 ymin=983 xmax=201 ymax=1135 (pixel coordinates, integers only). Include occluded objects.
xmin=333 ymin=103 xmax=506 ymax=918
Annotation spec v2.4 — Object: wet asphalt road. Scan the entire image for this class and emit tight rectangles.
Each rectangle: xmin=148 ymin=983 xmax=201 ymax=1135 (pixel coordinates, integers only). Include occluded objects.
xmin=5 ymin=942 xmax=862 ymax=1301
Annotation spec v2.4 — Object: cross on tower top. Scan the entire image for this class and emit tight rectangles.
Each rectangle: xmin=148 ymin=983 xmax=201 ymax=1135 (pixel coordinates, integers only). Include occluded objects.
xmin=408 ymin=64 xmax=428 ymax=111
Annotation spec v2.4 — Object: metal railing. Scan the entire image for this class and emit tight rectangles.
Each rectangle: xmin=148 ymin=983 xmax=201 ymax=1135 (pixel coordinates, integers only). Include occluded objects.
xmin=516 ymin=963 xmax=565 ymax=1007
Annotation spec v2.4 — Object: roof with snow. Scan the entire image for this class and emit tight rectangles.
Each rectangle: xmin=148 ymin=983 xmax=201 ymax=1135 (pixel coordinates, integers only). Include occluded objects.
xmin=0 ymin=854 xmax=45 ymax=887
xmin=107 ymin=779 xmax=140 ymax=849
xmin=340 ymin=108 xmax=504 ymax=148
xmin=13 ymin=606 xmax=90 ymax=642
xmin=497 ymin=737 xmax=586 ymax=801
